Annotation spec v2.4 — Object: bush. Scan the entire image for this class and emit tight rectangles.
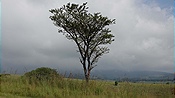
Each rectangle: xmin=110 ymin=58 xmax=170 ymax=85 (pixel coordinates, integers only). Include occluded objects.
xmin=24 ymin=67 xmax=60 ymax=81
xmin=166 ymin=82 xmax=169 ymax=84
xmin=0 ymin=74 xmax=11 ymax=77
xmin=115 ymin=81 xmax=118 ymax=86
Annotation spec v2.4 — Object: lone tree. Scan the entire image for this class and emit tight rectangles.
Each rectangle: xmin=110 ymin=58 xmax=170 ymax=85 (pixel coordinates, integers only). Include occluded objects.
xmin=49 ymin=2 xmax=115 ymax=83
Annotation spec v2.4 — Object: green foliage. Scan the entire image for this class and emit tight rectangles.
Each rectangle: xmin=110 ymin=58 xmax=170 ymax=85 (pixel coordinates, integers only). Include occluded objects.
xmin=24 ymin=67 xmax=60 ymax=81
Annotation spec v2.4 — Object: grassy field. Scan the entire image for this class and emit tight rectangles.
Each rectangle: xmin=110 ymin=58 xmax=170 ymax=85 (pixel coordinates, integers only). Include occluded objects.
xmin=0 ymin=74 xmax=174 ymax=98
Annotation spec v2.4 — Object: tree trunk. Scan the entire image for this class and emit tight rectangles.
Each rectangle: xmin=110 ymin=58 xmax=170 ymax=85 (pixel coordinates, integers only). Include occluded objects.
xmin=85 ymin=70 xmax=90 ymax=83
xmin=85 ymin=74 xmax=89 ymax=83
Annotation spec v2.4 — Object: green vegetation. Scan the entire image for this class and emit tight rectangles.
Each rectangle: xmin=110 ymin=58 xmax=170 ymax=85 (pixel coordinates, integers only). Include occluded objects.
xmin=0 ymin=73 xmax=174 ymax=98
xmin=23 ymin=67 xmax=61 ymax=81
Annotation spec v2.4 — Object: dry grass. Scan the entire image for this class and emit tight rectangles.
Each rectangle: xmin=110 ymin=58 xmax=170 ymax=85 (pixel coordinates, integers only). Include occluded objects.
xmin=0 ymin=74 xmax=174 ymax=98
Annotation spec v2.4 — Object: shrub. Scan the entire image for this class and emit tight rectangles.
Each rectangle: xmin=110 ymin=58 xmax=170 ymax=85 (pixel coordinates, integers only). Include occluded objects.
xmin=24 ymin=67 xmax=60 ymax=81
xmin=0 ymin=74 xmax=11 ymax=77
xmin=166 ymin=82 xmax=169 ymax=84
xmin=115 ymin=81 xmax=118 ymax=86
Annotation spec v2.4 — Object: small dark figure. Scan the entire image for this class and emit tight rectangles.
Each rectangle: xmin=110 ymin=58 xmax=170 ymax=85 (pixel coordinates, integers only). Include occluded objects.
xmin=115 ymin=81 xmax=118 ymax=86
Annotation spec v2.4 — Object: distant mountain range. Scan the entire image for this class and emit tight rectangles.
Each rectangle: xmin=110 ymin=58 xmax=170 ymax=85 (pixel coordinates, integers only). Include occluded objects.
xmin=91 ymin=70 xmax=174 ymax=81
xmin=62 ymin=69 xmax=174 ymax=81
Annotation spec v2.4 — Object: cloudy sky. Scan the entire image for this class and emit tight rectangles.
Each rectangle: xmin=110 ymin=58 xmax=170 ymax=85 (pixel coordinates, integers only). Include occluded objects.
xmin=1 ymin=0 xmax=174 ymax=74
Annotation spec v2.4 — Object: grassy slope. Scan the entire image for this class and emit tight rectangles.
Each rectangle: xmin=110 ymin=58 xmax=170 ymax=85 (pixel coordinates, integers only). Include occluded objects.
xmin=0 ymin=74 xmax=174 ymax=98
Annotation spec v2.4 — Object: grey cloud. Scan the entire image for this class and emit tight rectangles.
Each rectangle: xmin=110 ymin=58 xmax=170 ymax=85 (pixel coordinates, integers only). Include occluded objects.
xmin=2 ymin=0 xmax=174 ymax=73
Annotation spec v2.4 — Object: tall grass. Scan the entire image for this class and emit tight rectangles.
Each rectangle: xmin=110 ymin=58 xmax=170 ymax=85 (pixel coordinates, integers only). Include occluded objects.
xmin=0 ymin=74 xmax=174 ymax=98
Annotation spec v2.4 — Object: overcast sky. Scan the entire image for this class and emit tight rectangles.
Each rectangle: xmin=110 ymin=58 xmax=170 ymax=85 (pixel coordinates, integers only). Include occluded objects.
xmin=1 ymin=0 xmax=174 ymax=74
